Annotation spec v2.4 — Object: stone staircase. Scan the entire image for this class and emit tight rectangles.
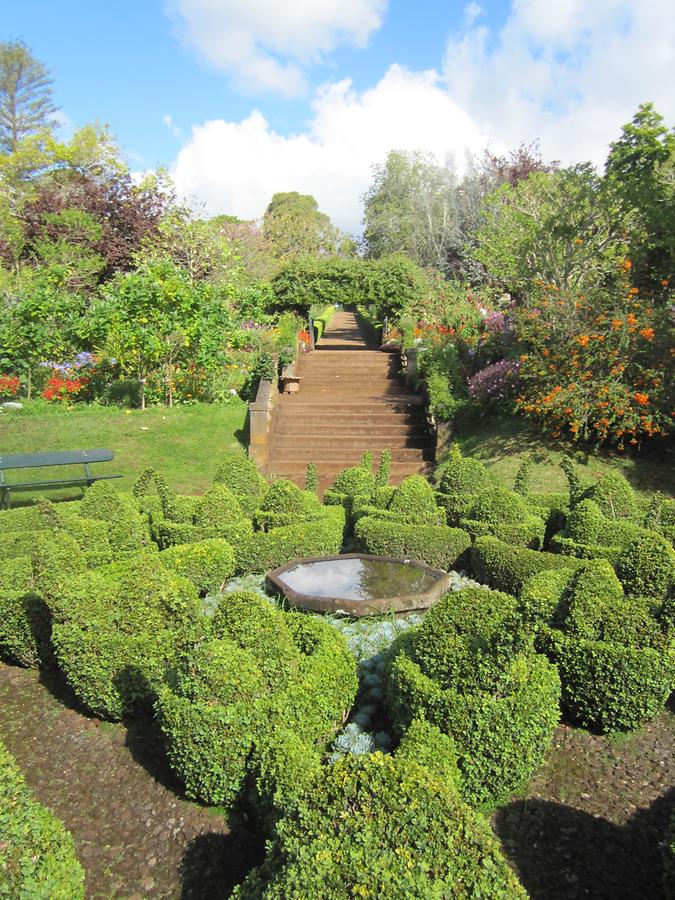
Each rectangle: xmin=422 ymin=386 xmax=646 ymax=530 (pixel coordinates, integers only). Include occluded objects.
xmin=266 ymin=309 xmax=434 ymax=492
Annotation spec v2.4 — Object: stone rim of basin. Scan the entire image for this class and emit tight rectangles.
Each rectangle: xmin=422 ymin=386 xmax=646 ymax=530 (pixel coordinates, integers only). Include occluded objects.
xmin=266 ymin=553 xmax=452 ymax=618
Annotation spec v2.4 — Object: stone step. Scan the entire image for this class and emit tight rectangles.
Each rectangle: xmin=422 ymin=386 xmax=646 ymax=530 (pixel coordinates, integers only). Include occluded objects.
xmin=270 ymin=434 xmax=430 ymax=449
xmin=273 ymin=421 xmax=428 ymax=436
xmin=269 ymin=447 xmax=433 ymax=463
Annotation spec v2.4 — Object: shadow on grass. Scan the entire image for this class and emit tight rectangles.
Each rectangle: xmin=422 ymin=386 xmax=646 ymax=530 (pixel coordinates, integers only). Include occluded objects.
xmin=441 ymin=408 xmax=675 ymax=496
xmin=181 ymin=827 xmax=265 ymax=899
xmin=495 ymin=786 xmax=675 ymax=900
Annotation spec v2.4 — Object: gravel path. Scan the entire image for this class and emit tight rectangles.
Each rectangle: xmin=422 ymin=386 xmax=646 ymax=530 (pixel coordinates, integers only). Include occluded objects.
xmin=0 ymin=662 xmax=672 ymax=899
xmin=0 ymin=663 xmax=261 ymax=899
xmin=494 ymin=706 xmax=675 ymax=899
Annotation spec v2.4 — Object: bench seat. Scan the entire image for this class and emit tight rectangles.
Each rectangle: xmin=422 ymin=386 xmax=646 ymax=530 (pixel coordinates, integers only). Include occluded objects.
xmin=0 ymin=449 xmax=123 ymax=509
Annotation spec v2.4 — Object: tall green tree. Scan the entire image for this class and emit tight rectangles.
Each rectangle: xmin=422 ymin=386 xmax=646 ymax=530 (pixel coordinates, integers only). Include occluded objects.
xmin=0 ymin=41 xmax=57 ymax=153
xmin=605 ymin=102 xmax=675 ymax=285
xmin=262 ymin=191 xmax=339 ymax=260
xmin=362 ymin=150 xmax=461 ymax=273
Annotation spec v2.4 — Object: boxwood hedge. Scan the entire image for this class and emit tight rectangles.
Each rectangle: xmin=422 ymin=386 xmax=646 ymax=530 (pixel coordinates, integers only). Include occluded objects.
xmin=0 ymin=739 xmax=85 ymax=899
xmin=385 ymin=587 xmax=561 ymax=808
xmin=233 ymin=750 xmax=527 ymax=898
xmin=355 ymin=515 xmax=471 ymax=571
xmin=156 ymin=591 xmax=357 ymax=809
xmin=471 ymin=535 xmax=579 ymax=594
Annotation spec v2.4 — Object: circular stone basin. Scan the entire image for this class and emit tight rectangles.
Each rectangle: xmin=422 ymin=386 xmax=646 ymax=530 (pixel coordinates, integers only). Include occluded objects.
xmin=266 ymin=553 xmax=452 ymax=617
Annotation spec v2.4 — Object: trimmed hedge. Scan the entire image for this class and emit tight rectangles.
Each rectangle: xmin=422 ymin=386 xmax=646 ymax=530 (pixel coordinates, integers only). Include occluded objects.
xmin=312 ymin=304 xmax=335 ymax=342
xmin=616 ymin=532 xmax=675 ymax=600
xmin=385 ymin=588 xmax=561 ymax=808
xmin=541 ymin=629 xmax=674 ymax=732
xmin=520 ymin=561 xmax=675 ymax=732
xmin=551 ymin=499 xmax=649 ymax=564
xmin=461 ymin=485 xmax=546 ymax=548
xmin=587 ymin=471 xmax=638 ymax=520
xmin=0 ymin=739 xmax=85 ymax=898
xmin=233 ymin=751 xmax=527 ymax=898
xmin=212 ymin=454 xmax=267 ymax=516
xmin=157 ymin=592 xmax=357 ymax=808
xmin=436 ymin=448 xmax=490 ymax=526
xmin=50 ymin=555 xmax=203 ymax=720
xmin=355 ymin=515 xmax=471 ymax=571
xmin=254 ymin=480 xmax=323 ymax=531
xmin=160 ymin=539 xmax=236 ymax=594
xmin=236 ymin=506 xmax=345 ymax=574
xmin=471 ymin=535 xmax=579 ymax=595
xmin=386 ymin=475 xmax=445 ymax=526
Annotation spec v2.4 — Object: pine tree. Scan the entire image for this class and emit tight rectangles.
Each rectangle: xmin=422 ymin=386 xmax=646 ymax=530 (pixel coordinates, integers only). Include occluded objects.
xmin=0 ymin=41 xmax=57 ymax=153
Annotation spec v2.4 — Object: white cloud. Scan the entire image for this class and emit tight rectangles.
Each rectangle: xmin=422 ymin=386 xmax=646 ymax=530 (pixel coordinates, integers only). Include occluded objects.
xmin=166 ymin=0 xmax=388 ymax=96
xmin=162 ymin=114 xmax=184 ymax=139
xmin=444 ymin=0 xmax=675 ymax=167
xmin=169 ymin=0 xmax=675 ymax=233
xmin=171 ymin=65 xmax=489 ymax=232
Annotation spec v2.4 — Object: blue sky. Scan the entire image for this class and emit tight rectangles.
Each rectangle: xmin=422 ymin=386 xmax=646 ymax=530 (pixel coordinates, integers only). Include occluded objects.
xmin=2 ymin=1 xmax=673 ymax=231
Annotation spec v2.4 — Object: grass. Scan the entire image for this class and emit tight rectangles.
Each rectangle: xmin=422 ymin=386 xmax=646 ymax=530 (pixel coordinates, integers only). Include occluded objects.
xmin=0 ymin=399 xmax=248 ymax=505
xmin=435 ymin=408 xmax=675 ymax=499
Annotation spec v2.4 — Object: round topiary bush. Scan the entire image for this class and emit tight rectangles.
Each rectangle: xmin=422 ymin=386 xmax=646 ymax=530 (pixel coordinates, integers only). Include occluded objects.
xmin=0 ymin=739 xmax=85 ymax=898
xmin=385 ymin=587 xmax=561 ymax=808
xmin=254 ymin=479 xmax=322 ymax=530
xmin=588 ymin=471 xmax=638 ymax=520
xmin=616 ymin=532 xmax=675 ymax=600
xmin=212 ymin=454 xmax=267 ymax=515
xmin=461 ymin=486 xmax=545 ymax=548
xmin=387 ymin=475 xmax=445 ymax=525
xmin=329 ymin=465 xmax=376 ymax=498
xmin=233 ymin=751 xmax=527 ymax=898
xmin=160 ymin=538 xmax=236 ymax=594
xmin=50 ymin=555 xmax=203 ymax=720
xmin=521 ymin=559 xmax=674 ymax=732
xmin=157 ymin=592 xmax=357 ymax=808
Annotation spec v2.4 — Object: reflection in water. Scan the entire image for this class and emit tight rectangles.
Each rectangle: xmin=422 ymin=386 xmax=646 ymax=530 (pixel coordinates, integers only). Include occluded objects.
xmin=279 ymin=558 xmax=439 ymax=601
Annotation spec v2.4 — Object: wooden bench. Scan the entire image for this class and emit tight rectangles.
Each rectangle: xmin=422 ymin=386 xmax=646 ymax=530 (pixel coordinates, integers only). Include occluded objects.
xmin=0 ymin=449 xmax=123 ymax=510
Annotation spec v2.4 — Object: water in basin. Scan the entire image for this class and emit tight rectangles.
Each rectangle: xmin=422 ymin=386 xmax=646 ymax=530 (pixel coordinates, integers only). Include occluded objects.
xmin=278 ymin=556 xmax=440 ymax=601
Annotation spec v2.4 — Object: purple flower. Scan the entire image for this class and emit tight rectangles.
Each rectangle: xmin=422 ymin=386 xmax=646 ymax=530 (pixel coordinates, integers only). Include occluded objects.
xmin=468 ymin=360 xmax=520 ymax=404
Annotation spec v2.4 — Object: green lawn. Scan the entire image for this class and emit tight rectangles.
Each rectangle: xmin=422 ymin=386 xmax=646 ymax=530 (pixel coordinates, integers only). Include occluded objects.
xmin=437 ymin=409 xmax=675 ymax=499
xmin=0 ymin=400 xmax=248 ymax=505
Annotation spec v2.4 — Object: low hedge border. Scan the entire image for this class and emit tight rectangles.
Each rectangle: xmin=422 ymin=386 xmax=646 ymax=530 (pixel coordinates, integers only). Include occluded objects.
xmin=0 ymin=738 xmax=85 ymax=898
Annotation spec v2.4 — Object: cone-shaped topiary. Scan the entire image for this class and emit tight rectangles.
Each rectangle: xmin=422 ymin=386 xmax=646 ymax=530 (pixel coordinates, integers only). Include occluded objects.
xmin=388 ymin=474 xmax=444 ymax=525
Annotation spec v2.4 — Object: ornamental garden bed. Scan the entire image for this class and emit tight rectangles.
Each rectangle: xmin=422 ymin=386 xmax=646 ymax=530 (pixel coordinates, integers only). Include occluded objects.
xmin=0 ymin=449 xmax=673 ymax=897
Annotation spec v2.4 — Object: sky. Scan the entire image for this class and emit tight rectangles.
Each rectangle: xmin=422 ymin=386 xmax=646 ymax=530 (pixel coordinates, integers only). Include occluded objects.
xmin=3 ymin=0 xmax=674 ymax=233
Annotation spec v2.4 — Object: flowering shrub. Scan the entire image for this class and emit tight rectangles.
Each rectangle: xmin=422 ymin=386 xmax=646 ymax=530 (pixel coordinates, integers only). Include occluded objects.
xmin=39 ymin=353 xmax=100 ymax=403
xmin=468 ymin=360 xmax=520 ymax=405
xmin=513 ymin=276 xmax=672 ymax=448
xmin=0 ymin=374 xmax=20 ymax=397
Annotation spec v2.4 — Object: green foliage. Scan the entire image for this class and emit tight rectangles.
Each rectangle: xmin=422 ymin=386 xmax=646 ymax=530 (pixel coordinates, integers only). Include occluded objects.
xmin=263 ymin=192 xmax=340 ymax=261
xmin=234 ymin=752 xmax=527 ymax=898
xmin=461 ymin=485 xmax=545 ymax=548
xmin=395 ymin=718 xmax=462 ymax=788
xmin=385 ymin=587 xmax=560 ymax=809
xmin=615 ymin=532 xmax=675 ymax=600
xmin=311 ymin=305 xmax=335 ymax=342
xmin=588 ymin=471 xmax=638 ymax=520
xmin=521 ymin=559 xmax=674 ymax=732
xmin=0 ymin=738 xmax=85 ymax=899
xmin=514 ymin=453 xmax=534 ymax=496
xmin=0 ymin=40 xmax=57 ymax=153
xmin=0 ymin=555 xmax=42 ymax=667
xmin=305 ymin=463 xmax=318 ymax=494
xmin=542 ymin=629 xmax=674 ymax=733
xmin=386 ymin=475 xmax=444 ymax=526
xmin=255 ymin=479 xmax=322 ymax=530
xmin=330 ymin=465 xmax=376 ymax=497
xmin=355 ymin=515 xmax=471 ymax=572
xmin=50 ymin=555 xmax=203 ymax=720
xmin=560 ymin=455 xmax=584 ymax=506
xmin=236 ymin=506 xmax=346 ymax=574
xmin=159 ymin=538 xmax=236 ymax=594
xmin=436 ymin=446 xmax=490 ymax=525
xmin=471 ymin=535 xmax=579 ymax=595
xmin=212 ymin=454 xmax=267 ymax=516
xmin=157 ymin=593 xmax=357 ymax=808
xmin=374 ymin=450 xmax=391 ymax=488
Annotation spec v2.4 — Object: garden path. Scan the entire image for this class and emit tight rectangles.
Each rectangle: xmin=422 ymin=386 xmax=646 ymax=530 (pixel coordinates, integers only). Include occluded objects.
xmin=0 ymin=663 xmax=261 ymax=899
xmin=267 ymin=308 xmax=433 ymax=492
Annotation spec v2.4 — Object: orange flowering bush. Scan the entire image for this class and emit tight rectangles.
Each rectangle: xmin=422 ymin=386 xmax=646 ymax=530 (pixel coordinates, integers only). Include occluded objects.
xmin=513 ymin=278 xmax=673 ymax=448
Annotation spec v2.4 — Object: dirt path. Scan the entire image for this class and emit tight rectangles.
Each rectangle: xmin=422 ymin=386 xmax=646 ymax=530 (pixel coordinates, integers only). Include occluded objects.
xmin=494 ymin=707 xmax=675 ymax=899
xmin=0 ymin=663 xmax=260 ymax=899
